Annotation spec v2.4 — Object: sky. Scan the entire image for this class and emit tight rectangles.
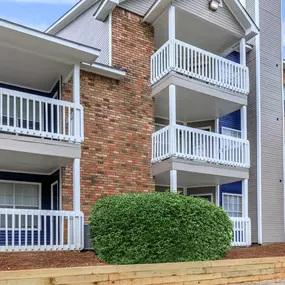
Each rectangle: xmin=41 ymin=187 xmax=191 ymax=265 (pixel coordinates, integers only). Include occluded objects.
xmin=0 ymin=0 xmax=80 ymax=31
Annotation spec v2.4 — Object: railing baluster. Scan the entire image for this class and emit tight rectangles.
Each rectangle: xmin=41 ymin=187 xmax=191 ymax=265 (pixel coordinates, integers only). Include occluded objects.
xmin=33 ymin=99 xmax=36 ymax=132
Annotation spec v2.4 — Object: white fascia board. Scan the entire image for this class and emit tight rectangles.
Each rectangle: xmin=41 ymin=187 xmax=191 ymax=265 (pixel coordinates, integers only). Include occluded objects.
xmin=0 ymin=19 xmax=100 ymax=64
xmin=94 ymin=0 xmax=117 ymax=21
xmin=143 ymin=0 xmax=172 ymax=24
xmin=46 ymin=0 xmax=98 ymax=35
xmin=81 ymin=62 xmax=126 ymax=80
xmin=224 ymin=0 xmax=259 ymax=40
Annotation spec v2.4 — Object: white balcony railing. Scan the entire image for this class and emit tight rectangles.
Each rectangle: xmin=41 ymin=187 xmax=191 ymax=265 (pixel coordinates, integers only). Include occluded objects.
xmin=151 ymin=39 xmax=249 ymax=94
xmin=231 ymin=217 xmax=251 ymax=247
xmin=152 ymin=125 xmax=250 ymax=168
xmin=0 ymin=209 xmax=84 ymax=252
xmin=0 ymin=88 xmax=84 ymax=143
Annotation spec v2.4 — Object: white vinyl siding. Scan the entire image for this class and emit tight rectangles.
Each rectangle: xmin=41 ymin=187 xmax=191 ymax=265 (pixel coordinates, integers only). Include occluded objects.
xmin=223 ymin=193 xmax=242 ymax=217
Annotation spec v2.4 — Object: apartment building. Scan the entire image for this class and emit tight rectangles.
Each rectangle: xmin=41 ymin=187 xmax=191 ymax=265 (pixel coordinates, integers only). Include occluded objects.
xmin=0 ymin=0 xmax=282 ymax=252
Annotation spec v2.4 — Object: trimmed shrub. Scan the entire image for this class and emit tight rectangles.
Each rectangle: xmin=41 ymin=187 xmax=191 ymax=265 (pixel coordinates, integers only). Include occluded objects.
xmin=90 ymin=193 xmax=233 ymax=264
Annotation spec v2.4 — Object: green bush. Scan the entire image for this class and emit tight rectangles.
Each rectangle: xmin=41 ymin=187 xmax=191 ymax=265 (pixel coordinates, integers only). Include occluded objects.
xmin=90 ymin=193 xmax=233 ymax=264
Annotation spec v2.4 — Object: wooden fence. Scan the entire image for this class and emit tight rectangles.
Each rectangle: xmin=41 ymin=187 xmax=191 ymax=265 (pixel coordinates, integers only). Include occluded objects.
xmin=1 ymin=256 xmax=285 ymax=284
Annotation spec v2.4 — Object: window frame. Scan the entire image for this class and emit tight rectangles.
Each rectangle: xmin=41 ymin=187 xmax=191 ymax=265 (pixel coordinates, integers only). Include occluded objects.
xmin=0 ymin=180 xmax=42 ymax=210
xmin=221 ymin=127 xmax=242 ymax=138
xmin=222 ymin=193 xmax=243 ymax=218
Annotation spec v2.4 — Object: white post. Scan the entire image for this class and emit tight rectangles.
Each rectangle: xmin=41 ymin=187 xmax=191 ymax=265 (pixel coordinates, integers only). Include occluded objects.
xmin=239 ymin=38 xmax=246 ymax=66
xmin=73 ymin=63 xmax=81 ymax=212
xmin=215 ymin=117 xmax=220 ymax=206
xmin=241 ymin=106 xmax=247 ymax=140
xmin=168 ymin=5 xmax=176 ymax=41
xmin=169 ymin=85 xmax=176 ymax=155
xmin=170 ymin=170 xmax=178 ymax=193
xmin=73 ymin=159 xmax=81 ymax=212
xmin=242 ymin=179 xmax=249 ymax=218
xmin=73 ymin=64 xmax=80 ymax=104
xmin=215 ymin=186 xmax=220 ymax=207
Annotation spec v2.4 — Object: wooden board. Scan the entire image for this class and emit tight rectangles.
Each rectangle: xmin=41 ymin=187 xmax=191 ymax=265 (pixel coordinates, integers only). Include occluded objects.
xmin=1 ymin=257 xmax=285 ymax=285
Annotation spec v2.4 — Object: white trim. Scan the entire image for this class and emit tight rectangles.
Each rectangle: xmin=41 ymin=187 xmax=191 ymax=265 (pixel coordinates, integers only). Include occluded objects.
xmin=51 ymin=181 xmax=59 ymax=211
xmin=282 ymin=0 xmax=285 ymax=245
xmin=242 ymin=179 xmax=248 ymax=218
xmin=155 ymin=184 xmax=184 ymax=189
xmin=0 ymin=19 xmax=100 ymax=62
xmin=80 ymin=62 xmax=126 ymax=80
xmin=255 ymin=0 xmax=262 ymax=245
xmin=109 ymin=12 xmax=112 ymax=66
xmin=0 ymin=180 xmax=42 ymax=210
xmin=191 ymin=193 xmax=214 ymax=202
xmin=59 ymin=168 xmax=62 ymax=211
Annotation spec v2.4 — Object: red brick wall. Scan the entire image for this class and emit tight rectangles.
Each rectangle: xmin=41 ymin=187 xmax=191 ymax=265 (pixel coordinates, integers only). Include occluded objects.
xmin=61 ymin=7 xmax=155 ymax=218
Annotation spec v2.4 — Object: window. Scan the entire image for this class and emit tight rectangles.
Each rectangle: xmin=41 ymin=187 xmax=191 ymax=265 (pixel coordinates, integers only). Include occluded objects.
xmin=155 ymin=123 xmax=166 ymax=132
xmin=0 ymin=181 xmax=41 ymax=229
xmin=223 ymin=194 xmax=242 ymax=217
xmin=0 ymin=181 xmax=40 ymax=210
xmin=191 ymin=194 xmax=213 ymax=202
xmin=222 ymin=127 xmax=241 ymax=138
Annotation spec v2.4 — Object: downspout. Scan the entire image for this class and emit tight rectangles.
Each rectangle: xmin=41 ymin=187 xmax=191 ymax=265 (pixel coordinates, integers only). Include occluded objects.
xmin=255 ymin=0 xmax=262 ymax=244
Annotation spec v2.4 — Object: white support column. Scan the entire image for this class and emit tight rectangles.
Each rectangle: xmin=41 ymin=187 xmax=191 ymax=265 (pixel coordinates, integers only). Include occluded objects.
xmin=169 ymin=85 xmax=176 ymax=155
xmin=73 ymin=159 xmax=81 ymax=212
xmin=241 ymin=105 xmax=247 ymax=140
xmin=73 ymin=63 xmax=81 ymax=212
xmin=169 ymin=85 xmax=176 ymax=125
xmin=170 ymin=170 xmax=178 ymax=193
xmin=73 ymin=63 xmax=80 ymax=104
xmin=242 ymin=179 xmax=249 ymax=218
xmin=215 ymin=186 xmax=220 ymax=207
xmin=168 ymin=5 xmax=176 ymax=41
xmin=239 ymin=38 xmax=246 ymax=66
xmin=215 ymin=118 xmax=220 ymax=207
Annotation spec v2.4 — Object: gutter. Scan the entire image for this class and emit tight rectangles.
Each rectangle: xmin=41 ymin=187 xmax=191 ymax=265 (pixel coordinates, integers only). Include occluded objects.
xmin=255 ymin=0 xmax=262 ymax=245
xmin=81 ymin=62 xmax=126 ymax=80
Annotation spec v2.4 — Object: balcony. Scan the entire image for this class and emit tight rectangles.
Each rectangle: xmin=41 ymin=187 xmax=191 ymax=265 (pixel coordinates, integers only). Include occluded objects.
xmin=151 ymin=40 xmax=249 ymax=95
xmin=0 ymin=209 xmax=84 ymax=252
xmin=152 ymin=125 xmax=250 ymax=169
xmin=0 ymin=88 xmax=84 ymax=143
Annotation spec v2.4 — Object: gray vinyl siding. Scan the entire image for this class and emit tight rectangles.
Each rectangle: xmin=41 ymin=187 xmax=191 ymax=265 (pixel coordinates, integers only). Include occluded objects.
xmin=119 ymin=0 xmax=156 ymax=16
xmin=247 ymin=44 xmax=258 ymax=243
xmin=259 ymin=0 xmax=284 ymax=243
xmin=56 ymin=2 xmax=110 ymax=65
xmin=173 ymin=0 xmax=244 ymax=38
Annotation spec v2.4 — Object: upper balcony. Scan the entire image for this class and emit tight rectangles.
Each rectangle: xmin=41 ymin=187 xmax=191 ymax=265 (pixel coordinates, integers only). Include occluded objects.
xmin=0 ymin=19 xmax=100 ymax=174
xmin=151 ymin=39 xmax=249 ymax=95
xmin=0 ymin=87 xmax=84 ymax=143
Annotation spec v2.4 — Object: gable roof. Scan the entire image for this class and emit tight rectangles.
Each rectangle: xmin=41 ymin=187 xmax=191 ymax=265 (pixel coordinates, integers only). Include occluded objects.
xmin=46 ymin=0 xmax=101 ymax=35
xmin=47 ymin=0 xmax=258 ymax=41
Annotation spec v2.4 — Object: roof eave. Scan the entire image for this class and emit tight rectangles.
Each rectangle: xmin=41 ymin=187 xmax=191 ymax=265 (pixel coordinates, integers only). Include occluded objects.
xmin=46 ymin=0 xmax=98 ymax=35
xmin=143 ymin=0 xmax=172 ymax=24
xmin=81 ymin=62 xmax=126 ymax=80
xmin=0 ymin=19 xmax=100 ymax=65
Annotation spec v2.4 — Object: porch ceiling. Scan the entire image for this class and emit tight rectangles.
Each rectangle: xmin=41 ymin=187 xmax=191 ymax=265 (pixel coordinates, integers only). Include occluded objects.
xmin=0 ymin=19 xmax=100 ymax=92
xmin=154 ymin=9 xmax=241 ymax=54
xmin=0 ymin=133 xmax=80 ymax=174
xmin=152 ymin=158 xmax=249 ymax=188
xmin=153 ymin=73 xmax=246 ymax=122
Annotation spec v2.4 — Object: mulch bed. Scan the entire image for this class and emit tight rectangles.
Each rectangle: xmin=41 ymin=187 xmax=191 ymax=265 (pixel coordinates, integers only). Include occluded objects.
xmin=1 ymin=244 xmax=285 ymax=271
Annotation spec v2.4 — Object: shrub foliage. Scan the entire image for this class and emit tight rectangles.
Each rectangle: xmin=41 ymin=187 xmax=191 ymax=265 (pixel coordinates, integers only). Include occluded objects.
xmin=90 ymin=193 xmax=233 ymax=264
